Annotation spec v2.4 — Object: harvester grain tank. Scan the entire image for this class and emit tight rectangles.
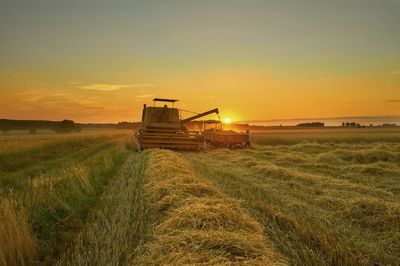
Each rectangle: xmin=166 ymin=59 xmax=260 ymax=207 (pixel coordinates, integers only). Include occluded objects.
xmin=135 ymin=98 xmax=219 ymax=151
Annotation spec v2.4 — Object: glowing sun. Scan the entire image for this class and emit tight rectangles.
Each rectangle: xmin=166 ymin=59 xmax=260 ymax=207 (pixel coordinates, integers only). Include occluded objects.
xmin=223 ymin=117 xmax=232 ymax=124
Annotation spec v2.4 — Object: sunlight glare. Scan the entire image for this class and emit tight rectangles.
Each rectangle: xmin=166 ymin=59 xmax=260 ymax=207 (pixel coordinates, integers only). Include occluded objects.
xmin=223 ymin=117 xmax=232 ymax=124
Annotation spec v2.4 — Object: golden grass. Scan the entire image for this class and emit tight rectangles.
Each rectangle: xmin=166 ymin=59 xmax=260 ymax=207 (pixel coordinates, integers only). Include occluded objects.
xmin=0 ymin=198 xmax=35 ymax=266
xmin=135 ymin=149 xmax=286 ymax=265
xmin=0 ymin=134 xmax=130 ymax=264
xmin=2 ymin=130 xmax=399 ymax=265
xmin=251 ymin=127 xmax=400 ymax=145
xmin=58 ymin=154 xmax=147 ymax=265
xmin=342 ymin=197 xmax=400 ymax=231
xmin=184 ymin=141 xmax=400 ymax=265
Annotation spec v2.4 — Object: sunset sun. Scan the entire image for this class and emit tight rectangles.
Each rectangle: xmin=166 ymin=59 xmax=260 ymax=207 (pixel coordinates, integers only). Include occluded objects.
xmin=223 ymin=117 xmax=232 ymax=124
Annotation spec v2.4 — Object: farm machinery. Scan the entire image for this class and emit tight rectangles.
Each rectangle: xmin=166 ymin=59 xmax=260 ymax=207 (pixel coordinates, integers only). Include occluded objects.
xmin=135 ymin=98 xmax=250 ymax=151
xmin=203 ymin=120 xmax=251 ymax=149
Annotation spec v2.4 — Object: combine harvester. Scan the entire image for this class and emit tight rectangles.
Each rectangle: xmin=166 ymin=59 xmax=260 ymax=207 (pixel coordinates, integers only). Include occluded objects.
xmin=135 ymin=98 xmax=250 ymax=151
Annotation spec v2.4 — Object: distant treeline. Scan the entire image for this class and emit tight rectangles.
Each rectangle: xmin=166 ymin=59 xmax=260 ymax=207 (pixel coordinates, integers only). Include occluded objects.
xmin=341 ymin=122 xmax=397 ymax=128
xmin=342 ymin=122 xmax=361 ymax=128
xmin=0 ymin=119 xmax=140 ymax=132
xmin=0 ymin=119 xmax=57 ymax=130
xmin=296 ymin=122 xmax=325 ymax=127
xmin=115 ymin=121 xmax=141 ymax=129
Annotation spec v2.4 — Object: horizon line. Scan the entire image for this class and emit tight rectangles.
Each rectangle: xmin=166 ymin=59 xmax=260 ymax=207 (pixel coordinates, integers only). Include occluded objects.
xmin=237 ymin=115 xmax=400 ymax=124
xmin=1 ymin=115 xmax=400 ymax=125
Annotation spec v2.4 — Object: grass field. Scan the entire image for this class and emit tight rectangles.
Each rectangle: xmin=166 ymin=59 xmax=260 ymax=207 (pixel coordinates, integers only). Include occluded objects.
xmin=0 ymin=128 xmax=399 ymax=265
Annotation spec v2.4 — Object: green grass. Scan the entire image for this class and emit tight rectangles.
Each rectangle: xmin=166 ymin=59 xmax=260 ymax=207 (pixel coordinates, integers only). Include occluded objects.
xmin=0 ymin=128 xmax=132 ymax=140
xmin=0 ymin=133 xmax=133 ymax=265
xmin=30 ymin=146 xmax=128 ymax=263
xmin=1 ymin=128 xmax=399 ymax=265
xmin=251 ymin=127 xmax=400 ymax=145
xmin=183 ymin=140 xmax=400 ymax=265
xmin=59 ymin=153 xmax=149 ymax=265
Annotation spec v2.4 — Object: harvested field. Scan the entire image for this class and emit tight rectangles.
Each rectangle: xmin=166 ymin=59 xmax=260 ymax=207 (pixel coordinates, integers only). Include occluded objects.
xmin=0 ymin=128 xmax=399 ymax=265
xmin=134 ymin=150 xmax=286 ymax=265
xmin=184 ymin=141 xmax=400 ymax=265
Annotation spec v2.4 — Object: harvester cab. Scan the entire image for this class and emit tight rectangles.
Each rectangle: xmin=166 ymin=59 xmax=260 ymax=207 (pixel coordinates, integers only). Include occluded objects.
xmin=141 ymin=98 xmax=181 ymax=130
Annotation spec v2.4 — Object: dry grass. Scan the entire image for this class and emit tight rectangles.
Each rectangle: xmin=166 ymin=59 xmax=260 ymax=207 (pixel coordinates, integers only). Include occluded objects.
xmin=251 ymin=127 xmax=400 ymax=145
xmin=1 ymin=128 xmax=399 ymax=265
xmin=58 ymin=154 xmax=147 ymax=265
xmin=342 ymin=197 xmax=400 ymax=231
xmin=135 ymin=149 xmax=286 ymax=265
xmin=0 ymin=134 xmax=130 ymax=264
xmin=0 ymin=198 xmax=35 ymax=266
xmin=184 ymin=140 xmax=400 ymax=265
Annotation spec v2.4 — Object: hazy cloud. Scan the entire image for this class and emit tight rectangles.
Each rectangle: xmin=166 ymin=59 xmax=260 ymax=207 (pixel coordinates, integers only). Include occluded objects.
xmin=21 ymin=91 xmax=72 ymax=102
xmin=388 ymin=70 xmax=400 ymax=75
xmin=76 ymin=83 xmax=156 ymax=91
xmin=135 ymin=94 xmax=155 ymax=98
xmin=385 ymin=99 xmax=400 ymax=103
xmin=67 ymin=81 xmax=81 ymax=85
xmin=319 ymin=77 xmax=332 ymax=81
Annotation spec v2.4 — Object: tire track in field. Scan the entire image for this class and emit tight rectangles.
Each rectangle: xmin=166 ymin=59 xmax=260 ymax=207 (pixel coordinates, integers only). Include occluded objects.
xmin=0 ymin=139 xmax=122 ymax=192
xmin=1 ymin=136 xmax=122 ymax=174
xmin=58 ymin=153 xmax=147 ymax=266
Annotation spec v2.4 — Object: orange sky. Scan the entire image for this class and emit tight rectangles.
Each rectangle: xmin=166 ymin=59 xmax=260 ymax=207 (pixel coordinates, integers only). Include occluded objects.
xmin=1 ymin=67 xmax=399 ymax=123
xmin=0 ymin=0 xmax=399 ymax=123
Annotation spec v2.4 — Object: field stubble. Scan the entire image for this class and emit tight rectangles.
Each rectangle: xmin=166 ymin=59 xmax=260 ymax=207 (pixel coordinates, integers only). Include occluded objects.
xmin=0 ymin=128 xmax=399 ymax=265
xmin=133 ymin=149 xmax=286 ymax=265
xmin=184 ymin=139 xmax=400 ymax=265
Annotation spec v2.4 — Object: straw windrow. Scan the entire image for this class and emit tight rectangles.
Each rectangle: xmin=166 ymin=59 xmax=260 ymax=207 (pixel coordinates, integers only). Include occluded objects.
xmin=135 ymin=149 xmax=286 ymax=265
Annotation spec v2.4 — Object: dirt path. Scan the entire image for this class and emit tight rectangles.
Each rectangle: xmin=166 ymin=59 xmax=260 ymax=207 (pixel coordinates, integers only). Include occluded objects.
xmin=58 ymin=153 xmax=147 ymax=265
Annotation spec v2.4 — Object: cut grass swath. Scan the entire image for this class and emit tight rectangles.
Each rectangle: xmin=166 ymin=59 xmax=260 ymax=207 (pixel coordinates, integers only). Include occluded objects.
xmin=135 ymin=149 xmax=286 ymax=265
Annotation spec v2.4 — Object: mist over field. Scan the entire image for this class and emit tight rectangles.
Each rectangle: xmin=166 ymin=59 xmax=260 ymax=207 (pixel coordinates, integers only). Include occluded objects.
xmin=241 ymin=116 xmax=400 ymax=126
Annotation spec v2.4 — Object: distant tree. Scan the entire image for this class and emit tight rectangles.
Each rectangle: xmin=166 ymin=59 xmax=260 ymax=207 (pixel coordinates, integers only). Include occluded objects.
xmin=382 ymin=123 xmax=397 ymax=127
xmin=115 ymin=121 xmax=135 ymax=129
xmin=342 ymin=122 xmax=364 ymax=128
xmin=52 ymin=120 xmax=80 ymax=133
xmin=296 ymin=122 xmax=325 ymax=127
